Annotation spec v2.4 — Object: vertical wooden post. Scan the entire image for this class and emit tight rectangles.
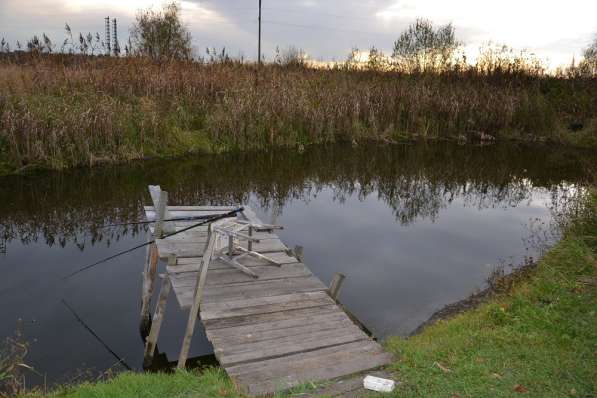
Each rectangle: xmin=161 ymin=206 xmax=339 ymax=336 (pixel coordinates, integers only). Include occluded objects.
xmin=154 ymin=190 xmax=168 ymax=238
xmin=178 ymin=225 xmax=217 ymax=369
xmin=139 ymin=243 xmax=159 ymax=336
xmin=328 ymin=273 xmax=346 ymax=301
xmin=294 ymin=245 xmax=304 ymax=262
xmin=143 ymin=274 xmax=172 ymax=367
xmin=168 ymin=254 xmax=176 ymax=267
xmin=248 ymin=225 xmax=253 ymax=252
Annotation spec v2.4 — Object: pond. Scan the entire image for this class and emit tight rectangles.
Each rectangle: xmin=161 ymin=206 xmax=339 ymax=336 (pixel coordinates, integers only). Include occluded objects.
xmin=0 ymin=142 xmax=594 ymax=386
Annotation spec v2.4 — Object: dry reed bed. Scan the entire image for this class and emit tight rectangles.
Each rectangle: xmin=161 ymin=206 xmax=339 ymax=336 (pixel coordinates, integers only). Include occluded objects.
xmin=0 ymin=55 xmax=596 ymax=173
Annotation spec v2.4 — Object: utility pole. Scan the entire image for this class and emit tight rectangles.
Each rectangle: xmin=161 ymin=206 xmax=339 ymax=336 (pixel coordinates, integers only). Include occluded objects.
xmin=258 ymin=0 xmax=262 ymax=66
xmin=105 ymin=17 xmax=111 ymax=55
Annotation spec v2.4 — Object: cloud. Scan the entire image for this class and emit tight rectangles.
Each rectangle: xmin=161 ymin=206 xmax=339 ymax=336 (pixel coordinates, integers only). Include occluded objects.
xmin=377 ymin=0 xmax=597 ymax=67
xmin=1 ymin=0 xmax=595 ymax=66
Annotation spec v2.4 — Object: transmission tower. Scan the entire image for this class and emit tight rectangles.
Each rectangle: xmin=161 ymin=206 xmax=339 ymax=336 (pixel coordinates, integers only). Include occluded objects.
xmin=112 ymin=18 xmax=120 ymax=56
xmin=105 ymin=17 xmax=111 ymax=55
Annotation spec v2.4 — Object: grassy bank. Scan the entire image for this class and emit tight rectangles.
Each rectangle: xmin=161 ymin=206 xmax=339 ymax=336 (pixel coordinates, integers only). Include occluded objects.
xmin=386 ymin=189 xmax=597 ymax=397
xmin=8 ymin=190 xmax=595 ymax=397
xmin=19 ymin=369 xmax=237 ymax=398
xmin=1 ymin=54 xmax=596 ymax=175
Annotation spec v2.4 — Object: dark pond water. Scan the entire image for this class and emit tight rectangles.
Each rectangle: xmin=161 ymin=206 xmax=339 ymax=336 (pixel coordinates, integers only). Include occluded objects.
xmin=0 ymin=142 xmax=594 ymax=386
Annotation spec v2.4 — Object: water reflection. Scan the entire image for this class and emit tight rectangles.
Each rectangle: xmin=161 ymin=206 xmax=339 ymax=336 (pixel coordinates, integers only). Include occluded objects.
xmin=1 ymin=143 xmax=592 ymax=250
xmin=0 ymin=142 xmax=594 ymax=386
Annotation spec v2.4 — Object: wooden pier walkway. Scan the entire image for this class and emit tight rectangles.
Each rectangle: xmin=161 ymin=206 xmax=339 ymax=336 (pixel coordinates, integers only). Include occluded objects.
xmin=140 ymin=186 xmax=392 ymax=397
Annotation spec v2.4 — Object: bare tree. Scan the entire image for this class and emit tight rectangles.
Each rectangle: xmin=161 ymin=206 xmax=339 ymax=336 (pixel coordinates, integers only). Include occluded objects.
xmin=367 ymin=46 xmax=389 ymax=71
xmin=274 ymin=46 xmax=307 ymax=67
xmin=0 ymin=38 xmax=9 ymax=53
xmin=392 ymin=18 xmax=460 ymax=72
xmin=129 ymin=1 xmax=193 ymax=60
xmin=578 ymin=34 xmax=597 ymax=77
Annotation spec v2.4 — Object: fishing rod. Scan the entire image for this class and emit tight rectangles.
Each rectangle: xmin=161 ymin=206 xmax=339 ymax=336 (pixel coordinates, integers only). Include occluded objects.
xmin=99 ymin=213 xmax=224 ymax=229
xmin=62 ymin=207 xmax=244 ymax=280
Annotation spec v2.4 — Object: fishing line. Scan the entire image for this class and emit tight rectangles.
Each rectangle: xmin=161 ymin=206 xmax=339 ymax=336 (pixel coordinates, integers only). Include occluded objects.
xmin=62 ymin=299 xmax=132 ymax=371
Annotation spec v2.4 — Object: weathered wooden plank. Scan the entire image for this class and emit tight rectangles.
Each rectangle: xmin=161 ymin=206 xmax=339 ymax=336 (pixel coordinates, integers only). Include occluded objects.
xmin=164 ymin=230 xmax=278 ymax=242
xmin=243 ymin=351 xmax=392 ymax=397
xmin=167 ymin=257 xmax=300 ymax=275
xmin=328 ymin=273 xmax=346 ymax=301
xmin=170 ymin=263 xmax=312 ymax=288
xmin=139 ymin=243 xmax=159 ymax=334
xmin=217 ymin=328 xmax=369 ymax=366
xmin=208 ymin=316 xmax=359 ymax=347
xmin=143 ymin=275 xmax=172 ymax=366
xmin=204 ymin=311 xmax=351 ymax=341
xmin=201 ymin=291 xmax=329 ymax=314
xmin=174 ymin=251 xmax=298 ymax=268
xmin=154 ymin=240 xmax=205 ymax=258
xmin=176 ymin=278 xmax=327 ymax=308
xmin=203 ymin=304 xmax=341 ymax=329
xmin=147 ymin=186 xmax=177 ymax=235
xmin=199 ymin=276 xmax=328 ymax=303
xmin=155 ymin=238 xmax=287 ymax=259
xmin=227 ymin=340 xmax=386 ymax=377
xmin=177 ymin=227 xmax=217 ymax=369
xmin=201 ymin=292 xmax=335 ymax=320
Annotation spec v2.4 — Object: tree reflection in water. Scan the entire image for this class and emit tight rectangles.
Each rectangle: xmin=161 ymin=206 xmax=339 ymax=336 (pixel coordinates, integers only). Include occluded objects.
xmin=0 ymin=142 xmax=594 ymax=253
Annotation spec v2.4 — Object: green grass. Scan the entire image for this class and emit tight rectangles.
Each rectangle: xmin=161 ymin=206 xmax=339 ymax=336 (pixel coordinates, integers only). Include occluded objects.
xmin=26 ymin=368 xmax=238 ymax=398
xmin=15 ymin=193 xmax=597 ymax=398
xmin=385 ymin=191 xmax=597 ymax=397
xmin=21 ymin=369 xmax=324 ymax=398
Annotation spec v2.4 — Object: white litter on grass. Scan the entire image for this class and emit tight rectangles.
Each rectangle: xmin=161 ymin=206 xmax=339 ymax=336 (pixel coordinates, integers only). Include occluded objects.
xmin=363 ymin=375 xmax=396 ymax=393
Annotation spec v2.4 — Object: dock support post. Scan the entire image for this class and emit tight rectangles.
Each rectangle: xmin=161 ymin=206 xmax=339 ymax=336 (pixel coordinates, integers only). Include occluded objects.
xmin=154 ymin=190 xmax=168 ymax=238
xmin=139 ymin=243 xmax=159 ymax=337
xmin=143 ymin=273 xmax=172 ymax=367
xmin=328 ymin=273 xmax=346 ymax=301
xmin=140 ymin=187 xmax=171 ymax=337
xmin=294 ymin=245 xmax=304 ymax=262
xmin=178 ymin=226 xmax=217 ymax=369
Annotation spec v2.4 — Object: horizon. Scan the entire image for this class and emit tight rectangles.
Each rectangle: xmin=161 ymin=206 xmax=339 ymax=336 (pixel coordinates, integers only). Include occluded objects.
xmin=1 ymin=0 xmax=596 ymax=68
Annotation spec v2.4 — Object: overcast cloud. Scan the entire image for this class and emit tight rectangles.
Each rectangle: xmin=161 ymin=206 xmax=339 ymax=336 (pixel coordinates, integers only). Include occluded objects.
xmin=1 ymin=0 xmax=596 ymax=67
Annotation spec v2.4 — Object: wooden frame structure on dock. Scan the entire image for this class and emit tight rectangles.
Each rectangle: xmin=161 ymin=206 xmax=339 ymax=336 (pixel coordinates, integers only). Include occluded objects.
xmin=139 ymin=186 xmax=392 ymax=396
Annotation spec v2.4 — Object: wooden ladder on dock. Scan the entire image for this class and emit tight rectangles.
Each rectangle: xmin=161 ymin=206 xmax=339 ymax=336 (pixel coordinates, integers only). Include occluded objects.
xmin=140 ymin=186 xmax=392 ymax=396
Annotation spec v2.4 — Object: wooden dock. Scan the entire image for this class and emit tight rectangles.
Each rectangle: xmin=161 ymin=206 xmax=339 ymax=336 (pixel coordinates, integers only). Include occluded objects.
xmin=140 ymin=186 xmax=392 ymax=397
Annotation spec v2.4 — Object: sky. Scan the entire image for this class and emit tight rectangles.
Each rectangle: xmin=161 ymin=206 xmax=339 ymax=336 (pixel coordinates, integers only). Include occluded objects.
xmin=1 ymin=0 xmax=596 ymax=68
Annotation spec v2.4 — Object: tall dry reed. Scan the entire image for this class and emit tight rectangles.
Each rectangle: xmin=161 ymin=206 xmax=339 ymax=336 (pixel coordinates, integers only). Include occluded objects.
xmin=0 ymin=53 xmax=595 ymax=173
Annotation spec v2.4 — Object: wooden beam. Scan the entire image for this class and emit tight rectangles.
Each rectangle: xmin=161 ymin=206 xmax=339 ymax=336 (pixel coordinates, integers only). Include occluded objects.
xmin=328 ymin=273 xmax=346 ymax=301
xmin=154 ymin=190 xmax=168 ymax=238
xmin=143 ymin=274 xmax=172 ymax=367
xmin=139 ymin=243 xmax=158 ymax=336
xmin=294 ymin=245 xmax=304 ymax=262
xmin=177 ymin=225 xmax=217 ymax=368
